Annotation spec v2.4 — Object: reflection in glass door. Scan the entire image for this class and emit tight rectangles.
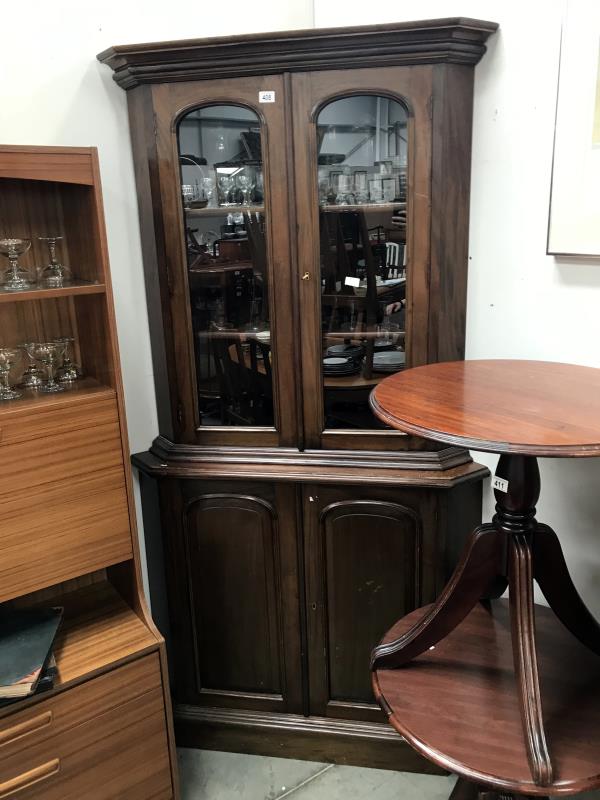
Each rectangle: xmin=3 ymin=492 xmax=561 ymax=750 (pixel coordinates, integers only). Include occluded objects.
xmin=316 ymin=95 xmax=408 ymax=430
xmin=177 ymin=104 xmax=274 ymax=428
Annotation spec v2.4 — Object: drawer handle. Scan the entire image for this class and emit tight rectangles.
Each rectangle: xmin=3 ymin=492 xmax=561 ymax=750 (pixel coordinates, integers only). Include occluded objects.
xmin=0 ymin=759 xmax=60 ymax=798
xmin=0 ymin=712 xmax=52 ymax=748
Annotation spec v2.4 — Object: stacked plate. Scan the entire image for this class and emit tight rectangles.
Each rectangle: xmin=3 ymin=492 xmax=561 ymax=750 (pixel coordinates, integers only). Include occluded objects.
xmin=372 ymin=350 xmax=406 ymax=373
xmin=322 ymin=356 xmax=361 ymax=376
xmin=326 ymin=343 xmax=364 ymax=361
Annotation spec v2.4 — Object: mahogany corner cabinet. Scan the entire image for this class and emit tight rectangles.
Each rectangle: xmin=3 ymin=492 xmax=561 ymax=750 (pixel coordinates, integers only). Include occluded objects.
xmin=98 ymin=18 xmax=497 ymax=769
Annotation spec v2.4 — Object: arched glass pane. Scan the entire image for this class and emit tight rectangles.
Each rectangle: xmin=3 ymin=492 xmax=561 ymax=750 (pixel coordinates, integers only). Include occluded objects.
xmin=316 ymin=95 xmax=408 ymax=431
xmin=177 ymin=105 xmax=273 ymax=428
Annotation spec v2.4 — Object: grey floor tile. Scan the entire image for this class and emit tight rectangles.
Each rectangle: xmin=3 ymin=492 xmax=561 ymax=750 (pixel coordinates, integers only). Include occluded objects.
xmin=290 ymin=764 xmax=456 ymax=800
xmin=177 ymin=748 xmax=329 ymax=800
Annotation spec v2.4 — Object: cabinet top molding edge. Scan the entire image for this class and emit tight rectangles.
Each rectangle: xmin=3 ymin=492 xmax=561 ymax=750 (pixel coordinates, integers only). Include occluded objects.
xmin=97 ymin=17 xmax=499 ymax=89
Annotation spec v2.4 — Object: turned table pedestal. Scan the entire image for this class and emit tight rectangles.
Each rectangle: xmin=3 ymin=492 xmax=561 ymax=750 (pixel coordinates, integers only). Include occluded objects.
xmin=369 ymin=360 xmax=600 ymax=799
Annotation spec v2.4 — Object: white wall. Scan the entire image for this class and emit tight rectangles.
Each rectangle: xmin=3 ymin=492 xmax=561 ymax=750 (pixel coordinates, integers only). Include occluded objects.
xmin=4 ymin=0 xmax=600 ymax=613
xmin=315 ymin=0 xmax=600 ymax=612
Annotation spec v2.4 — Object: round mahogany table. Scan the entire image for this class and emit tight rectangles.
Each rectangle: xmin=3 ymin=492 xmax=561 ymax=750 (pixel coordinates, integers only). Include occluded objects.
xmin=369 ymin=360 xmax=600 ymax=800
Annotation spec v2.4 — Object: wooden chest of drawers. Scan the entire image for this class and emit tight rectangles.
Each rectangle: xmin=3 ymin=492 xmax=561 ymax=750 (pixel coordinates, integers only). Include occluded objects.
xmin=0 ymin=655 xmax=172 ymax=799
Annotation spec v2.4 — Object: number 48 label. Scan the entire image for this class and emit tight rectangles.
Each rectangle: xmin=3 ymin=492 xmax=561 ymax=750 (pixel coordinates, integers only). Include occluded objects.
xmin=492 ymin=476 xmax=509 ymax=493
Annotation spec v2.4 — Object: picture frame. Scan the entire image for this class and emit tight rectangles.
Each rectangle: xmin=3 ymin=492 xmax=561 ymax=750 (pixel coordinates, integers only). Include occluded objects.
xmin=548 ymin=0 xmax=600 ymax=256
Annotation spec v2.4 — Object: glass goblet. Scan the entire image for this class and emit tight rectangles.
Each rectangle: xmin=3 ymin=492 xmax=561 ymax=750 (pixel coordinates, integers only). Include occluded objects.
xmin=237 ymin=173 xmax=255 ymax=206
xmin=54 ymin=336 xmax=82 ymax=383
xmin=0 ymin=238 xmax=32 ymax=292
xmin=218 ymin=175 xmax=235 ymax=206
xmin=0 ymin=348 xmax=22 ymax=400
xmin=18 ymin=342 xmax=44 ymax=388
xmin=38 ymin=236 xmax=71 ymax=288
xmin=201 ymin=177 xmax=216 ymax=208
xmin=27 ymin=342 xmax=66 ymax=393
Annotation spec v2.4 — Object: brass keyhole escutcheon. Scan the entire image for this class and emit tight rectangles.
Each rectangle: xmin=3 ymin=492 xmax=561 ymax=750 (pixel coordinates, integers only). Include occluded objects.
xmin=301 ymin=272 xmax=310 ymax=281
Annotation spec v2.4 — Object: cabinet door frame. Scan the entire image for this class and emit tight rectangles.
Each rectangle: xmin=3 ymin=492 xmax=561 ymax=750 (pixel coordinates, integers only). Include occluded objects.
xmin=145 ymin=77 xmax=299 ymax=447
xmin=303 ymin=483 xmax=439 ymax=722
xmin=161 ymin=479 xmax=304 ymax=715
xmin=291 ymin=65 xmax=441 ymax=451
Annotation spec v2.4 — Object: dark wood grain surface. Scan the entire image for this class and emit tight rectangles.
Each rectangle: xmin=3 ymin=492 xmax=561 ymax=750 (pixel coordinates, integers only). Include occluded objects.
xmin=370 ymin=360 xmax=600 ymax=456
xmin=374 ymin=599 xmax=600 ymax=796
xmin=97 ymin=19 xmax=498 ymax=89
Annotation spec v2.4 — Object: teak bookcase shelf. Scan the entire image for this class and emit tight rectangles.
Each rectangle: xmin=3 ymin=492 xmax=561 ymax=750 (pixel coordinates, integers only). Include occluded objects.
xmin=0 ymin=145 xmax=178 ymax=800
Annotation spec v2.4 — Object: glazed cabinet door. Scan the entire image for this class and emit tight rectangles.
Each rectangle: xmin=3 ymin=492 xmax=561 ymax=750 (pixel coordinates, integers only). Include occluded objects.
xmin=303 ymin=483 xmax=440 ymax=722
xmin=131 ymin=76 xmax=297 ymax=447
xmin=290 ymin=65 xmax=474 ymax=450
xmin=160 ymin=479 xmax=303 ymax=715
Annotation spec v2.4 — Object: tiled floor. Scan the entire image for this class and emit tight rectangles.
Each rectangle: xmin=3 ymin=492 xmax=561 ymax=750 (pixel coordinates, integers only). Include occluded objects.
xmin=177 ymin=750 xmax=443 ymax=799
xmin=178 ymin=749 xmax=600 ymax=799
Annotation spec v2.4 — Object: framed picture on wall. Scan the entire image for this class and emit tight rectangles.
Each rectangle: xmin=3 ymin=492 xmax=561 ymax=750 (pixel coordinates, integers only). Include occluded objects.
xmin=548 ymin=0 xmax=600 ymax=256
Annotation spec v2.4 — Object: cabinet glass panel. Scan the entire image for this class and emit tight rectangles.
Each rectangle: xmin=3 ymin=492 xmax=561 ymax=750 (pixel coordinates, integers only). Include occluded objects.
xmin=177 ymin=104 xmax=273 ymax=427
xmin=316 ymin=96 xmax=408 ymax=430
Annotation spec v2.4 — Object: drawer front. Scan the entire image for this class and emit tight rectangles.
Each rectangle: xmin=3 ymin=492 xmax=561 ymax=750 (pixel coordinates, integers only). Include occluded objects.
xmin=0 ymin=394 xmax=133 ymax=602
xmin=0 ymin=655 xmax=172 ymax=799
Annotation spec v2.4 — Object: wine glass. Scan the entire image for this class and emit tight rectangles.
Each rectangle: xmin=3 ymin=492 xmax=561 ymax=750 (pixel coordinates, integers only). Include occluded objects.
xmin=0 ymin=238 xmax=32 ymax=292
xmin=237 ymin=173 xmax=256 ymax=206
xmin=54 ymin=337 xmax=82 ymax=383
xmin=18 ymin=342 xmax=44 ymax=388
xmin=38 ymin=236 xmax=70 ymax=288
xmin=201 ymin=176 xmax=216 ymax=208
xmin=27 ymin=342 xmax=66 ymax=393
xmin=0 ymin=348 xmax=22 ymax=400
xmin=218 ymin=175 xmax=235 ymax=206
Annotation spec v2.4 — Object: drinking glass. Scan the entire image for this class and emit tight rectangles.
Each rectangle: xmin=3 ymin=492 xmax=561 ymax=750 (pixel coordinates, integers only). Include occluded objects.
xmin=38 ymin=236 xmax=70 ymax=288
xmin=54 ymin=336 xmax=82 ymax=382
xmin=218 ymin=175 xmax=235 ymax=206
xmin=202 ymin=176 xmax=217 ymax=208
xmin=0 ymin=238 xmax=32 ymax=291
xmin=18 ymin=342 xmax=44 ymax=388
xmin=237 ymin=172 xmax=256 ymax=206
xmin=27 ymin=342 xmax=66 ymax=393
xmin=0 ymin=348 xmax=22 ymax=400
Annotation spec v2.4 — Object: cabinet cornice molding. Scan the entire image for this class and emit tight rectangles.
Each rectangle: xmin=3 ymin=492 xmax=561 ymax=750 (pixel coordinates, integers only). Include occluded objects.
xmin=97 ymin=18 xmax=498 ymax=89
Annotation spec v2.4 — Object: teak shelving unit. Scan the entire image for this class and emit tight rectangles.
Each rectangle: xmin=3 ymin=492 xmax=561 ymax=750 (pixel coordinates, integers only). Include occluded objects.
xmin=0 ymin=145 xmax=178 ymax=799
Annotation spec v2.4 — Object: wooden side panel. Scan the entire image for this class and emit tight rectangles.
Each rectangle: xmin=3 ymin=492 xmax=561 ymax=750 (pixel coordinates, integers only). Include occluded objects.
xmin=0 ymin=395 xmax=132 ymax=601
xmin=428 ymin=64 xmax=475 ymax=363
xmin=305 ymin=484 xmax=434 ymax=721
xmin=0 ymin=656 xmax=172 ymax=800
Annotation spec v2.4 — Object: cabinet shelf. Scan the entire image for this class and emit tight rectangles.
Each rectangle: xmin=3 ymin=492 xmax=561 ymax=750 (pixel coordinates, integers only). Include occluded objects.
xmin=185 ymin=205 xmax=264 ymax=218
xmin=0 ymin=280 xmax=106 ymax=304
xmin=1 ymin=581 xmax=157 ymax=719
xmin=321 ymin=202 xmax=406 ymax=213
xmin=0 ymin=377 xmax=114 ymax=418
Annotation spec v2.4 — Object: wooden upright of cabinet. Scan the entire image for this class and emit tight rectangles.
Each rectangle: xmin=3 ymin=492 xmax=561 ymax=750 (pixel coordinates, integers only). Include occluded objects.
xmin=99 ymin=18 xmax=497 ymax=770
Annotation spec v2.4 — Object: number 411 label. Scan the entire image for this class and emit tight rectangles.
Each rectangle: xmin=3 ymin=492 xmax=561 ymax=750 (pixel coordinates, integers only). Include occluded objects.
xmin=259 ymin=90 xmax=276 ymax=103
xmin=492 ymin=476 xmax=509 ymax=493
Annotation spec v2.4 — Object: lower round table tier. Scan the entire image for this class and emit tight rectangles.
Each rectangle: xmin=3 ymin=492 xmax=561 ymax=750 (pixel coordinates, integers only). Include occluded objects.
xmin=373 ymin=600 xmax=600 ymax=796
xmin=370 ymin=360 xmax=600 ymax=456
